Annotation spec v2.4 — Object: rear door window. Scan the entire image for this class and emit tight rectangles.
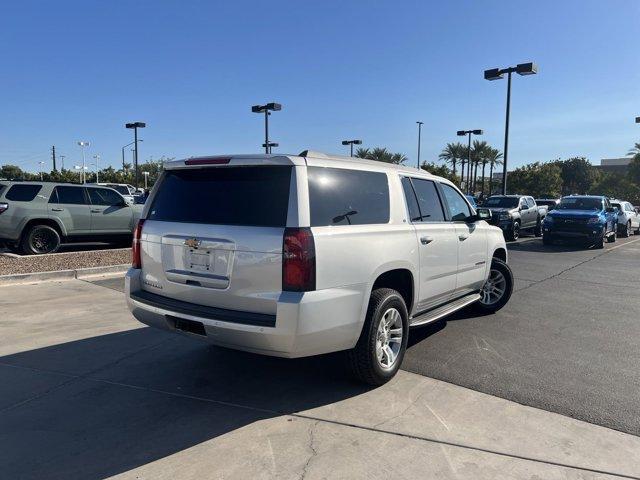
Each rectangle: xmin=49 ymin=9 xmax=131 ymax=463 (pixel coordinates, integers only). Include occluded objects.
xmin=401 ymin=177 xmax=421 ymax=222
xmin=408 ymin=178 xmax=445 ymax=222
xmin=50 ymin=186 xmax=88 ymax=205
xmin=307 ymin=167 xmax=389 ymax=226
xmin=148 ymin=166 xmax=292 ymax=227
xmin=5 ymin=184 xmax=42 ymax=201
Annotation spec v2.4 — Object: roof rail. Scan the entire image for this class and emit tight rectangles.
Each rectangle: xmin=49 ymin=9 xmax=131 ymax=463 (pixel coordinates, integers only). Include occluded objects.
xmin=298 ymin=150 xmax=330 ymax=158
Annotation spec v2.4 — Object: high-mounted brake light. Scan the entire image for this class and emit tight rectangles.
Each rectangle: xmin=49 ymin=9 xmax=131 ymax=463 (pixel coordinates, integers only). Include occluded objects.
xmin=184 ymin=157 xmax=231 ymax=165
xmin=283 ymin=227 xmax=316 ymax=292
xmin=0 ymin=203 xmax=8 ymax=214
xmin=132 ymin=219 xmax=145 ymax=269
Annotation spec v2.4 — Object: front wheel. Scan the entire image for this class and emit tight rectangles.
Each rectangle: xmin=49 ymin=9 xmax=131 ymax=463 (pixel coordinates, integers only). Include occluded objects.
xmin=607 ymin=228 xmax=617 ymax=243
xmin=475 ymin=258 xmax=514 ymax=314
xmin=621 ymin=221 xmax=631 ymax=238
xmin=347 ymin=288 xmax=409 ymax=386
xmin=506 ymin=222 xmax=520 ymax=242
xmin=534 ymin=219 xmax=543 ymax=237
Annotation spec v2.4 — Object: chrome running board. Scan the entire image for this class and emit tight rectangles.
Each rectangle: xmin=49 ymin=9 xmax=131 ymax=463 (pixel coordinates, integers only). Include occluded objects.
xmin=409 ymin=292 xmax=480 ymax=327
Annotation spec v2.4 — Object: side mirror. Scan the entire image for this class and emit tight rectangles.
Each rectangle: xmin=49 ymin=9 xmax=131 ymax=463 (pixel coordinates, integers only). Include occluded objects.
xmin=474 ymin=208 xmax=492 ymax=221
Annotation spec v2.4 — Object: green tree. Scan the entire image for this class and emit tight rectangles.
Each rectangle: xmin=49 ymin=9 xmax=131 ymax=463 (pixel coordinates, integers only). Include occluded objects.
xmin=556 ymin=157 xmax=599 ymax=195
xmin=627 ymin=142 xmax=640 ymax=157
xmin=0 ymin=164 xmax=25 ymax=180
xmin=591 ymin=172 xmax=640 ymax=204
xmin=507 ymin=162 xmax=563 ymax=198
xmin=485 ymin=148 xmax=503 ymax=196
xmin=628 ymin=156 xmax=640 ymax=186
xmin=420 ymin=161 xmax=459 ymax=184
xmin=355 ymin=147 xmax=407 ymax=164
xmin=438 ymin=142 xmax=465 ymax=178
xmin=471 ymin=140 xmax=489 ymax=193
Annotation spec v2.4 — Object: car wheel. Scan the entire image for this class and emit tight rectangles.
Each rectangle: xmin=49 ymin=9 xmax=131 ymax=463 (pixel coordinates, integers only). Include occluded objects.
xmin=607 ymin=228 xmax=617 ymax=243
xmin=21 ymin=224 xmax=61 ymax=255
xmin=475 ymin=258 xmax=514 ymax=314
xmin=634 ymin=223 xmax=640 ymax=235
xmin=506 ymin=222 xmax=520 ymax=242
xmin=534 ymin=219 xmax=543 ymax=237
xmin=594 ymin=228 xmax=605 ymax=249
xmin=347 ymin=288 xmax=409 ymax=386
xmin=621 ymin=221 xmax=631 ymax=238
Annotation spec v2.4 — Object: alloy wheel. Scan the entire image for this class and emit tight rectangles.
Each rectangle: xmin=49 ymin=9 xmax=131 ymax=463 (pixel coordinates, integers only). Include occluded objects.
xmin=375 ymin=308 xmax=403 ymax=370
xmin=480 ymin=269 xmax=507 ymax=306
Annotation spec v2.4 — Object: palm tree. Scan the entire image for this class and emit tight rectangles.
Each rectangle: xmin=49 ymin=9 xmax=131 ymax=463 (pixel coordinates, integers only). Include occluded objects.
xmin=486 ymin=147 xmax=503 ymax=196
xmin=438 ymin=142 xmax=464 ymax=178
xmin=628 ymin=142 xmax=640 ymax=158
xmin=471 ymin=140 xmax=488 ymax=193
xmin=356 ymin=147 xmax=407 ymax=164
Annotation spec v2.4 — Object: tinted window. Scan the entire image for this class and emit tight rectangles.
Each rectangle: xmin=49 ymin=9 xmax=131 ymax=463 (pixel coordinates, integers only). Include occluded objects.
xmin=107 ymin=185 xmax=130 ymax=195
xmin=410 ymin=178 xmax=445 ymax=222
xmin=558 ymin=197 xmax=603 ymax=210
xmin=88 ymin=188 xmax=123 ymax=206
xmin=485 ymin=196 xmax=519 ymax=208
xmin=50 ymin=186 xmax=87 ymax=205
xmin=307 ymin=167 xmax=389 ymax=226
xmin=526 ymin=197 xmax=536 ymax=208
xmin=401 ymin=178 xmax=421 ymax=222
xmin=5 ymin=184 xmax=42 ymax=201
xmin=148 ymin=166 xmax=291 ymax=227
xmin=441 ymin=183 xmax=472 ymax=221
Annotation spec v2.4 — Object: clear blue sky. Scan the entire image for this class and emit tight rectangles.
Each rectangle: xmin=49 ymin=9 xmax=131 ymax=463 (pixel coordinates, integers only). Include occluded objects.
xmin=1 ymin=0 xmax=639 ymax=173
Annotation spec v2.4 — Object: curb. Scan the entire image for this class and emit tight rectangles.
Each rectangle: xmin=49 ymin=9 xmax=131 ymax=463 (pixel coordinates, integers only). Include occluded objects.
xmin=0 ymin=264 xmax=129 ymax=286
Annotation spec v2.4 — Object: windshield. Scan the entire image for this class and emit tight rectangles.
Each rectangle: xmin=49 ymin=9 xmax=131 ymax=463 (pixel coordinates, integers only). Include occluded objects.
xmin=108 ymin=185 xmax=130 ymax=195
xmin=558 ymin=197 xmax=602 ymax=210
xmin=485 ymin=197 xmax=519 ymax=208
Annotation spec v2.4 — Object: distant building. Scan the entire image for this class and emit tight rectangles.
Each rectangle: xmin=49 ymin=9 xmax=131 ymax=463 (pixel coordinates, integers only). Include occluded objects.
xmin=594 ymin=157 xmax=632 ymax=174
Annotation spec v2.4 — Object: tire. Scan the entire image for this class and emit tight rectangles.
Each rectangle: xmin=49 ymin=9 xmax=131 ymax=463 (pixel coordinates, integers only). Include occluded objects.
xmin=534 ymin=218 xmax=543 ymax=237
xmin=347 ymin=288 xmax=409 ymax=386
xmin=621 ymin=221 xmax=631 ymax=238
xmin=21 ymin=224 xmax=61 ymax=255
xmin=594 ymin=228 xmax=605 ymax=249
xmin=506 ymin=222 xmax=520 ymax=242
xmin=475 ymin=258 xmax=514 ymax=314
xmin=607 ymin=228 xmax=616 ymax=243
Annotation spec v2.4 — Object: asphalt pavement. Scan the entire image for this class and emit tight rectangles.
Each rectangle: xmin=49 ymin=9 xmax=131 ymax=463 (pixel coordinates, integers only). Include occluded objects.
xmin=403 ymin=234 xmax=640 ymax=436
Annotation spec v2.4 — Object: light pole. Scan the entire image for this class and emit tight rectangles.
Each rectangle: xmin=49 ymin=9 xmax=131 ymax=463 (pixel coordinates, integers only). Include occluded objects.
xmin=92 ymin=154 xmax=100 ymax=183
xmin=121 ymin=139 xmax=143 ymax=171
xmin=143 ymin=171 xmax=150 ymax=189
xmin=416 ymin=121 xmax=424 ymax=168
xmin=251 ymin=103 xmax=282 ymax=153
xmin=485 ymin=62 xmax=537 ymax=194
xmin=341 ymin=139 xmax=362 ymax=157
xmin=125 ymin=122 xmax=146 ymax=188
xmin=59 ymin=155 xmax=65 ymax=170
xmin=457 ymin=129 xmax=483 ymax=193
xmin=262 ymin=141 xmax=279 ymax=153
xmin=77 ymin=141 xmax=90 ymax=183
xmin=74 ymin=165 xmax=88 ymax=183
xmin=38 ymin=161 xmax=45 ymax=181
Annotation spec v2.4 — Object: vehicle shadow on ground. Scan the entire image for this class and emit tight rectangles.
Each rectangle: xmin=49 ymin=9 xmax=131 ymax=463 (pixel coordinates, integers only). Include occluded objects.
xmin=407 ymin=307 xmax=482 ymax=348
xmin=0 ymin=328 xmax=371 ymax=480
xmin=507 ymin=240 xmax=597 ymax=253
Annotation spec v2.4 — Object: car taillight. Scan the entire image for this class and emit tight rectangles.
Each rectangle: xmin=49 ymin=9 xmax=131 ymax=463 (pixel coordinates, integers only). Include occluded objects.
xmin=184 ymin=157 xmax=231 ymax=165
xmin=0 ymin=203 xmax=8 ymax=214
xmin=283 ymin=227 xmax=315 ymax=292
xmin=132 ymin=219 xmax=145 ymax=269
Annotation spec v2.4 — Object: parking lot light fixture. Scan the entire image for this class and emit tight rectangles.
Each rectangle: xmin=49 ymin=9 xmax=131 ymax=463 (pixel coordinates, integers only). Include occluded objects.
xmin=341 ymin=139 xmax=362 ymax=157
xmin=457 ymin=129 xmax=483 ymax=193
xmin=251 ymin=103 xmax=282 ymax=153
xmin=77 ymin=141 xmax=90 ymax=184
xmin=262 ymin=142 xmax=279 ymax=153
xmin=125 ymin=122 xmax=146 ymax=188
xmin=636 ymin=116 xmax=640 ymax=123
xmin=484 ymin=62 xmax=538 ymax=195
xmin=38 ymin=161 xmax=45 ymax=181
xmin=121 ymin=139 xmax=143 ymax=171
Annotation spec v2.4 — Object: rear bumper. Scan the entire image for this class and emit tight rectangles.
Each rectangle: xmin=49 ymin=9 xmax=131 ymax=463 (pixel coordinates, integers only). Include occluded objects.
xmin=125 ymin=268 xmax=368 ymax=358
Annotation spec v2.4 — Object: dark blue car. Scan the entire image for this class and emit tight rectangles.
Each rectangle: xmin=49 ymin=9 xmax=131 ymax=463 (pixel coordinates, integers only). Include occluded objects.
xmin=542 ymin=195 xmax=618 ymax=248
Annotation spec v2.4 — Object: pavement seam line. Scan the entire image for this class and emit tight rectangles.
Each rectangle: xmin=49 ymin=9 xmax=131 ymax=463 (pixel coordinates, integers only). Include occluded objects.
xmin=514 ymin=237 xmax=640 ymax=295
xmin=8 ymin=367 xmax=633 ymax=480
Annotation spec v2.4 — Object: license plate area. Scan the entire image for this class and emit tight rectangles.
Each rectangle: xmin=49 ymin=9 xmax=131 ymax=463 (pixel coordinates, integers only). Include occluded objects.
xmin=187 ymin=249 xmax=212 ymax=272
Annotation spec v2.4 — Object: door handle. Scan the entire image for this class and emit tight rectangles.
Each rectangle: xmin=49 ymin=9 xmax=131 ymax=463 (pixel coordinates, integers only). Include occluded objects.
xmin=51 ymin=208 xmax=64 ymax=212
xmin=420 ymin=236 xmax=434 ymax=245
xmin=91 ymin=209 xmax=102 ymax=213
xmin=458 ymin=234 xmax=469 ymax=241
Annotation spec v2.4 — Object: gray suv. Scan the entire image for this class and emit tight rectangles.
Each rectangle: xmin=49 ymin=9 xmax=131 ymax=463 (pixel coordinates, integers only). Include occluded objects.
xmin=126 ymin=152 xmax=513 ymax=385
xmin=0 ymin=181 xmax=141 ymax=254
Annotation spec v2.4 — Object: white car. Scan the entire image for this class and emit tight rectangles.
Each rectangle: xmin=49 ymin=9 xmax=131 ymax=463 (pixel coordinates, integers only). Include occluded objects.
xmin=125 ymin=151 xmax=513 ymax=385
xmin=611 ymin=199 xmax=640 ymax=237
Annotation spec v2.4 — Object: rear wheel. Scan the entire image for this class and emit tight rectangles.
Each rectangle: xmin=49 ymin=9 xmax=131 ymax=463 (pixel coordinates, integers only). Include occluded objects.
xmin=607 ymin=228 xmax=617 ymax=243
xmin=347 ymin=288 xmax=409 ymax=386
xmin=475 ymin=258 xmax=513 ymax=314
xmin=534 ymin=218 xmax=543 ymax=237
xmin=21 ymin=224 xmax=61 ymax=255
xmin=621 ymin=221 xmax=631 ymax=238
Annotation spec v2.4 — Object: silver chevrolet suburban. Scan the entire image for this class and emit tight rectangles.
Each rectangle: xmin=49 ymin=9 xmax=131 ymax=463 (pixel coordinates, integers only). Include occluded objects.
xmin=125 ymin=151 xmax=513 ymax=385
xmin=0 ymin=182 xmax=141 ymax=254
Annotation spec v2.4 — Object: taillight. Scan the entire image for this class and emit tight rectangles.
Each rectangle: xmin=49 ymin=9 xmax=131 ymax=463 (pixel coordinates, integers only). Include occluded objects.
xmin=0 ymin=203 xmax=8 ymax=214
xmin=283 ymin=227 xmax=315 ymax=292
xmin=132 ymin=219 xmax=145 ymax=269
xmin=184 ymin=157 xmax=231 ymax=165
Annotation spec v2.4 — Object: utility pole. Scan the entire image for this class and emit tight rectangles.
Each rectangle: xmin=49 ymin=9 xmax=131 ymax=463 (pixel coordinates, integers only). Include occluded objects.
xmin=51 ymin=146 xmax=57 ymax=172
xmin=93 ymin=154 xmax=100 ymax=183
xmin=59 ymin=155 xmax=66 ymax=170
xmin=416 ymin=121 xmax=423 ymax=169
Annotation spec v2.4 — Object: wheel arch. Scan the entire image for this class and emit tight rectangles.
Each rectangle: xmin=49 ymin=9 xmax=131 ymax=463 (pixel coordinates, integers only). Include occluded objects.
xmin=20 ymin=218 xmax=65 ymax=240
xmin=370 ymin=267 xmax=415 ymax=316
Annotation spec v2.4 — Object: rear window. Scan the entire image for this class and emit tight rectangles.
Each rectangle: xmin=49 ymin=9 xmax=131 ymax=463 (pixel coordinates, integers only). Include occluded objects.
xmin=5 ymin=184 xmax=42 ymax=201
xmin=148 ymin=166 xmax=292 ymax=227
xmin=307 ymin=167 xmax=389 ymax=226
xmin=50 ymin=186 xmax=87 ymax=205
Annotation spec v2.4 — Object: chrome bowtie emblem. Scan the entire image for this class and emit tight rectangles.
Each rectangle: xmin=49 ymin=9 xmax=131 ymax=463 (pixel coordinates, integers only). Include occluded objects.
xmin=184 ymin=238 xmax=201 ymax=248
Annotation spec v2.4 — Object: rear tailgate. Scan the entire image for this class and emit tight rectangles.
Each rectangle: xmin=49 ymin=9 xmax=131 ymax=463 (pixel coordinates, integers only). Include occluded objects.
xmin=139 ymin=162 xmax=297 ymax=315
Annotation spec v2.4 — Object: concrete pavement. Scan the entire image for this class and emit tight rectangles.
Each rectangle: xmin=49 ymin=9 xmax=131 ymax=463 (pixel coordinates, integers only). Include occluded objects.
xmin=1 ymin=278 xmax=640 ymax=479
